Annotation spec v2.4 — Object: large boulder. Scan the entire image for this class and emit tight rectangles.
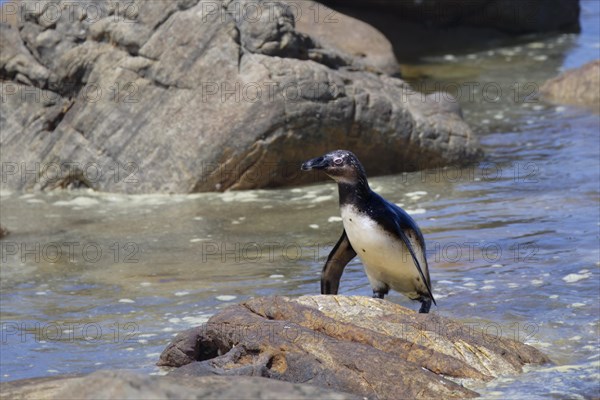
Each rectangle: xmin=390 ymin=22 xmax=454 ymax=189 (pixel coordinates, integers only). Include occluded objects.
xmin=0 ymin=0 xmax=481 ymax=194
xmin=0 ymin=370 xmax=359 ymax=399
xmin=159 ymin=295 xmax=550 ymax=399
xmin=540 ymin=60 xmax=600 ymax=112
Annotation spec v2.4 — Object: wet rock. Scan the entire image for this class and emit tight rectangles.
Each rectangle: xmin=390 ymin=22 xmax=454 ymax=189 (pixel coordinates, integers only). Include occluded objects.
xmin=540 ymin=60 xmax=600 ymax=112
xmin=0 ymin=370 xmax=358 ymax=399
xmin=1 ymin=0 xmax=481 ymax=194
xmin=159 ymin=295 xmax=550 ymax=399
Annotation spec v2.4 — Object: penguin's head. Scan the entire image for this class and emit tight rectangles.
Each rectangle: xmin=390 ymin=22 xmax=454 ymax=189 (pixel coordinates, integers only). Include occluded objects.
xmin=301 ymin=150 xmax=366 ymax=184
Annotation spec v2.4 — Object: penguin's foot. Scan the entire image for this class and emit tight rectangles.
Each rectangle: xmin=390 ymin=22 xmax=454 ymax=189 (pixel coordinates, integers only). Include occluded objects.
xmin=418 ymin=299 xmax=432 ymax=314
xmin=372 ymin=290 xmax=385 ymax=299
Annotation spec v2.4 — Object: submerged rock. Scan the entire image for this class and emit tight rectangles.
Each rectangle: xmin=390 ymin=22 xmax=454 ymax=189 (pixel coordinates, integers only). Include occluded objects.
xmin=0 ymin=370 xmax=358 ymax=399
xmin=159 ymin=295 xmax=550 ymax=399
xmin=1 ymin=0 xmax=481 ymax=194
xmin=541 ymin=60 xmax=600 ymax=112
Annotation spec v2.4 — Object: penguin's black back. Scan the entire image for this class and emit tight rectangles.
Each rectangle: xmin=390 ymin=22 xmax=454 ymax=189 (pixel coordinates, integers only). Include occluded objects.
xmin=339 ymin=184 xmax=425 ymax=243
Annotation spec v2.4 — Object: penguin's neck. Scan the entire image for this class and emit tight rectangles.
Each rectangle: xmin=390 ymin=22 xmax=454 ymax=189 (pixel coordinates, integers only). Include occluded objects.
xmin=337 ymin=175 xmax=371 ymax=209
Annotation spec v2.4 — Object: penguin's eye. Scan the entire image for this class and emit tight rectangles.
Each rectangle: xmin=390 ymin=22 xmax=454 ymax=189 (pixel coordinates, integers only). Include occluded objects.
xmin=333 ymin=157 xmax=343 ymax=165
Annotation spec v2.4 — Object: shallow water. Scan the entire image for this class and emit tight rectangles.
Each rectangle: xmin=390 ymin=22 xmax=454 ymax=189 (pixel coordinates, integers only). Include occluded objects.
xmin=1 ymin=2 xmax=599 ymax=397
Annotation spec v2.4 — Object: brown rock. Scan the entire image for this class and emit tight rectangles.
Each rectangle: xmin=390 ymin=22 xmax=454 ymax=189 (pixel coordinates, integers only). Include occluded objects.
xmin=540 ymin=60 xmax=600 ymax=112
xmin=159 ymin=295 xmax=550 ymax=399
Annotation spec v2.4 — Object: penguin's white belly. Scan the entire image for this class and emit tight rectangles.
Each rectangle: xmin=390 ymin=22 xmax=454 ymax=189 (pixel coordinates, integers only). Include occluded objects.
xmin=340 ymin=205 xmax=425 ymax=298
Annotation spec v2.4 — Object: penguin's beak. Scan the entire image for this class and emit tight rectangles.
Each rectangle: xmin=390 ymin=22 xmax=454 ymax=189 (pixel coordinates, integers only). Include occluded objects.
xmin=301 ymin=156 xmax=328 ymax=171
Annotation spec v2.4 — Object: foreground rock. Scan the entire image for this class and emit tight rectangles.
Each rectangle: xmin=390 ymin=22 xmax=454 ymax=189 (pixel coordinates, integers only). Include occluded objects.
xmin=0 ymin=370 xmax=358 ymax=400
xmin=541 ymin=60 xmax=600 ymax=112
xmin=159 ymin=295 xmax=550 ymax=399
xmin=1 ymin=0 xmax=480 ymax=194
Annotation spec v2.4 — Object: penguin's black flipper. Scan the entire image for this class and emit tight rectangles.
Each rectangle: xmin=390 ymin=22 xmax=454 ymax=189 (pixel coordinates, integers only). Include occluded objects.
xmin=321 ymin=230 xmax=357 ymax=294
xmin=396 ymin=227 xmax=437 ymax=306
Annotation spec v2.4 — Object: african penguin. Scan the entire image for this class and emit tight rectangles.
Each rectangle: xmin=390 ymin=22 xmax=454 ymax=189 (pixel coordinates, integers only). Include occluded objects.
xmin=301 ymin=149 xmax=436 ymax=313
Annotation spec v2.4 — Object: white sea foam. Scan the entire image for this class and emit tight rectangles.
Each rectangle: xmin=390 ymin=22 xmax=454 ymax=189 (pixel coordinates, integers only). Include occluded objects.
xmin=563 ymin=272 xmax=592 ymax=283
xmin=216 ymin=295 xmax=237 ymax=301
xmin=54 ymin=197 xmax=100 ymax=207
